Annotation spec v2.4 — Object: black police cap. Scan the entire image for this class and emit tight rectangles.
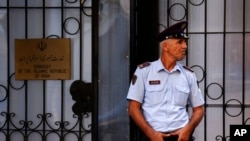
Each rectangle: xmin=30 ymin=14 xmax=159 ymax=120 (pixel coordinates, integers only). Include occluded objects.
xmin=156 ymin=21 xmax=188 ymax=42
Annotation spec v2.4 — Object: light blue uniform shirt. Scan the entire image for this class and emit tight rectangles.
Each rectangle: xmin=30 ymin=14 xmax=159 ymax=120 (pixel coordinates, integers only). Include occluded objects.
xmin=127 ymin=59 xmax=204 ymax=132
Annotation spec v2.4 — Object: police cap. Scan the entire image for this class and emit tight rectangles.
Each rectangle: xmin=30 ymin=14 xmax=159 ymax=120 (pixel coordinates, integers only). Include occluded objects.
xmin=156 ymin=21 xmax=188 ymax=42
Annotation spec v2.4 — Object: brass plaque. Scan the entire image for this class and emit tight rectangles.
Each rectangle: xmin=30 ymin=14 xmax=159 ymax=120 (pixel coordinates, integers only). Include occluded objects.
xmin=15 ymin=38 xmax=71 ymax=80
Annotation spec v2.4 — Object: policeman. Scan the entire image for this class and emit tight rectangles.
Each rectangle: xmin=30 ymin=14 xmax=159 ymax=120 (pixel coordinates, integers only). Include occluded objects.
xmin=127 ymin=21 xmax=205 ymax=141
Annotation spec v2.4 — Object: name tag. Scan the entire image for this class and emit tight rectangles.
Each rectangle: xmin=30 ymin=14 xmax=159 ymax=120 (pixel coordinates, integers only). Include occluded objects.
xmin=149 ymin=80 xmax=160 ymax=85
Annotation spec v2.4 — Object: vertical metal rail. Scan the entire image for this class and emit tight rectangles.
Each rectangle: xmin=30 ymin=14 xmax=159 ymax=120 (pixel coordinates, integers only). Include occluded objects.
xmin=222 ymin=0 xmax=226 ymax=140
xmin=204 ymin=0 xmax=208 ymax=141
xmin=92 ymin=0 xmax=99 ymax=141
xmin=242 ymin=0 xmax=246 ymax=125
xmin=129 ymin=0 xmax=139 ymax=140
xmin=42 ymin=1 xmax=47 ymax=140
xmin=60 ymin=1 xmax=65 ymax=141
xmin=186 ymin=0 xmax=189 ymax=65
xmin=78 ymin=0 xmax=84 ymax=140
xmin=79 ymin=0 xmax=83 ymax=80
xmin=24 ymin=1 xmax=28 ymax=140
xmin=6 ymin=1 xmax=10 ymax=140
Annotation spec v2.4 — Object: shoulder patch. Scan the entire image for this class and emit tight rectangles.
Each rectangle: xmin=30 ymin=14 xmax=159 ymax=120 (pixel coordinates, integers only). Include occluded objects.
xmin=138 ymin=62 xmax=150 ymax=69
xmin=183 ymin=66 xmax=194 ymax=72
xmin=131 ymin=75 xmax=137 ymax=85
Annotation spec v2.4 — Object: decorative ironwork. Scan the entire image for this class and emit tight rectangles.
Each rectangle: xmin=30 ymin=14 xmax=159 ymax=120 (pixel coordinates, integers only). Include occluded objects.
xmin=188 ymin=0 xmax=205 ymax=6
xmin=0 ymin=0 xmax=95 ymax=140
xmin=0 ymin=85 xmax=7 ymax=102
xmin=9 ymin=73 xmax=25 ymax=90
xmin=225 ymin=99 xmax=242 ymax=117
xmin=206 ymin=82 xmax=224 ymax=100
xmin=191 ymin=65 xmax=206 ymax=83
xmin=63 ymin=17 xmax=80 ymax=35
xmin=81 ymin=0 xmax=92 ymax=16
xmin=215 ymin=135 xmax=230 ymax=141
xmin=168 ymin=3 xmax=187 ymax=21
xmin=0 ymin=111 xmax=91 ymax=140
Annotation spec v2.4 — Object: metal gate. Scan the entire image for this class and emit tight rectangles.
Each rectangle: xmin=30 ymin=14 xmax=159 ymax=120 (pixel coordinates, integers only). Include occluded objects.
xmin=0 ymin=0 xmax=99 ymax=141
xmin=159 ymin=0 xmax=250 ymax=141
xmin=130 ymin=0 xmax=250 ymax=141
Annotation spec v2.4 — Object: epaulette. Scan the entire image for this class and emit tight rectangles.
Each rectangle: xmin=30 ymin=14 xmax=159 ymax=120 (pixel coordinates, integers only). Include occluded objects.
xmin=138 ymin=62 xmax=150 ymax=69
xmin=183 ymin=65 xmax=194 ymax=72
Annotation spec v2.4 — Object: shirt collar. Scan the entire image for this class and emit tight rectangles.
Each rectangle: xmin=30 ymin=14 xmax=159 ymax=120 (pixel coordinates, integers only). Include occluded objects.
xmin=156 ymin=59 xmax=181 ymax=73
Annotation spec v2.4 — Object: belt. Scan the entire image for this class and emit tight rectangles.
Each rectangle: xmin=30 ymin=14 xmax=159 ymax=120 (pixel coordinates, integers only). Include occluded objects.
xmin=141 ymin=135 xmax=178 ymax=141
xmin=161 ymin=128 xmax=180 ymax=134
xmin=161 ymin=131 xmax=193 ymax=141
xmin=161 ymin=132 xmax=172 ymax=134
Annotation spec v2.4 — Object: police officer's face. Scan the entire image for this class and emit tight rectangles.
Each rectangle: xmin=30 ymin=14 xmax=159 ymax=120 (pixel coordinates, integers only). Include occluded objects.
xmin=163 ymin=38 xmax=187 ymax=61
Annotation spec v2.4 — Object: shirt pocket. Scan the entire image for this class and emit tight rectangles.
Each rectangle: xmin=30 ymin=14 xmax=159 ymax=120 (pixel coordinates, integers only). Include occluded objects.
xmin=174 ymin=85 xmax=190 ymax=107
xmin=145 ymin=84 xmax=165 ymax=105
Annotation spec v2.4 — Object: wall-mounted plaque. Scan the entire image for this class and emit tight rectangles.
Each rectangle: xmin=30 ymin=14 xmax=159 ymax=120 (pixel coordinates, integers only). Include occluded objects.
xmin=15 ymin=38 xmax=71 ymax=80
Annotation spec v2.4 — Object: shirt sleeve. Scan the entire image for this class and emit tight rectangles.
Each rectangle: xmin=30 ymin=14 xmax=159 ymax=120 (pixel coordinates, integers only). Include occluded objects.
xmin=126 ymin=67 xmax=146 ymax=103
xmin=188 ymin=72 xmax=205 ymax=107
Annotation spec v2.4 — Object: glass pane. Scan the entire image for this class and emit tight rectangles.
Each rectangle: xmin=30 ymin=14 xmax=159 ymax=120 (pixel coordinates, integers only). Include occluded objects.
xmin=245 ymin=34 xmax=250 ymax=104
xmin=188 ymin=2 xmax=205 ymax=32
xmin=28 ymin=9 xmax=43 ymax=38
xmin=45 ymin=9 xmax=62 ymax=37
xmin=226 ymin=0 xmax=243 ymax=32
xmin=9 ymin=0 xmax=25 ymax=7
xmin=188 ymin=34 xmax=205 ymax=67
xmin=27 ymin=0 xmax=43 ymax=6
xmin=206 ymin=108 xmax=224 ymax=141
xmin=225 ymin=34 xmax=243 ymax=101
xmin=45 ymin=0 xmax=61 ymax=7
xmin=27 ymin=81 xmax=44 ymax=130
xmin=207 ymin=0 xmax=224 ymax=32
xmin=246 ymin=0 xmax=250 ymax=32
xmin=206 ymin=34 xmax=224 ymax=104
